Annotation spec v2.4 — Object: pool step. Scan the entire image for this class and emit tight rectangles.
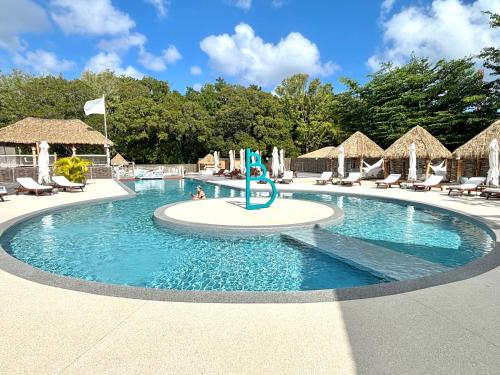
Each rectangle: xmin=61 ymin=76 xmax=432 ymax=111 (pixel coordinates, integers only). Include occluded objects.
xmin=281 ymin=228 xmax=450 ymax=281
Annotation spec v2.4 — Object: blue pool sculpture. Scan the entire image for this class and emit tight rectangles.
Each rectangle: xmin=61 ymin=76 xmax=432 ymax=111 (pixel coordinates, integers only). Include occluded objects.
xmin=245 ymin=148 xmax=277 ymax=210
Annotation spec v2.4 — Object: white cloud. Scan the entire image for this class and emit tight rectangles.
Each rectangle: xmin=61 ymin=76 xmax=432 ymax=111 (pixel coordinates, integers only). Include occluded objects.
xmin=200 ymin=23 xmax=337 ymax=87
xmin=50 ymin=0 xmax=135 ymax=35
xmin=97 ymin=33 xmax=147 ymax=53
xmin=85 ymin=52 xmax=144 ymax=79
xmin=272 ymin=0 xmax=286 ymax=8
xmin=163 ymin=45 xmax=182 ymax=63
xmin=190 ymin=66 xmax=202 ymax=75
xmin=138 ymin=45 xmax=181 ymax=71
xmin=14 ymin=49 xmax=75 ymax=74
xmin=228 ymin=0 xmax=252 ymax=10
xmin=381 ymin=0 xmax=396 ymax=16
xmin=144 ymin=0 xmax=169 ymax=18
xmin=369 ymin=0 xmax=500 ymax=70
xmin=0 ymin=0 xmax=50 ymax=51
xmin=192 ymin=83 xmax=203 ymax=91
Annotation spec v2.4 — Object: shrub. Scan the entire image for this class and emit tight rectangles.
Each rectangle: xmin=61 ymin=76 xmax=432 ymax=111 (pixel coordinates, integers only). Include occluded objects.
xmin=54 ymin=157 xmax=92 ymax=183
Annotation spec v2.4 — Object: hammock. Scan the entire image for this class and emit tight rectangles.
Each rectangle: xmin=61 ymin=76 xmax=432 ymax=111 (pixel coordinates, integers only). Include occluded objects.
xmin=430 ymin=161 xmax=446 ymax=176
xmin=362 ymin=159 xmax=384 ymax=178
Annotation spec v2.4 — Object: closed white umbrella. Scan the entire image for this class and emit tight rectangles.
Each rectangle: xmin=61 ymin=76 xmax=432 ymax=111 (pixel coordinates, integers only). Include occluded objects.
xmin=271 ymin=147 xmax=279 ymax=177
xmin=214 ymin=151 xmax=220 ymax=173
xmin=487 ymin=138 xmax=499 ymax=186
xmin=279 ymin=149 xmax=285 ymax=174
xmin=38 ymin=141 xmax=51 ymax=184
xmin=408 ymin=143 xmax=417 ymax=182
xmin=337 ymin=145 xmax=344 ymax=178
xmin=229 ymin=150 xmax=235 ymax=172
xmin=239 ymin=149 xmax=245 ymax=174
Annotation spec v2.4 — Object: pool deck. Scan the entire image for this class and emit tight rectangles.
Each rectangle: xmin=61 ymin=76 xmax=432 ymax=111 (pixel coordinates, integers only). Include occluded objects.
xmin=0 ymin=178 xmax=499 ymax=374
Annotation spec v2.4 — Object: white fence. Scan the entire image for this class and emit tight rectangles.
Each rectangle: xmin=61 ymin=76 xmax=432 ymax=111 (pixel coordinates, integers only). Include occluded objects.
xmin=0 ymin=154 xmax=107 ymax=167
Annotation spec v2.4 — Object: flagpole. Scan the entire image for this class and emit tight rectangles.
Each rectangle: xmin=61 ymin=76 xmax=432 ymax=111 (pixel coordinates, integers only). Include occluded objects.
xmin=103 ymin=95 xmax=110 ymax=166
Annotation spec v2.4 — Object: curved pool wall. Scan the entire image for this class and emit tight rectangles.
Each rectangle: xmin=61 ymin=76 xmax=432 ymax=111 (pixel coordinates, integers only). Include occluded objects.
xmin=0 ymin=179 xmax=498 ymax=304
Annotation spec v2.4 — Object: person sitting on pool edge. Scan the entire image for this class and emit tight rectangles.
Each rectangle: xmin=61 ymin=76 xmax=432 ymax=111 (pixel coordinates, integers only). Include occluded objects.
xmin=190 ymin=185 xmax=206 ymax=200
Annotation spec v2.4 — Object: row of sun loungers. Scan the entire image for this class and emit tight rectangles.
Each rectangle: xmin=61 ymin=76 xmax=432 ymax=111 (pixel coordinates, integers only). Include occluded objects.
xmin=0 ymin=176 xmax=85 ymax=200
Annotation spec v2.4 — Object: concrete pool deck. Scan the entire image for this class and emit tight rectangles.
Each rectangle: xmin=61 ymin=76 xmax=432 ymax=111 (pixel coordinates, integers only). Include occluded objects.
xmin=0 ymin=178 xmax=499 ymax=374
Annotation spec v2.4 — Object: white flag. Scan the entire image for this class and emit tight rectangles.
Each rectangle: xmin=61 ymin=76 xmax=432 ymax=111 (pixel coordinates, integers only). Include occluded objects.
xmin=84 ymin=97 xmax=105 ymax=115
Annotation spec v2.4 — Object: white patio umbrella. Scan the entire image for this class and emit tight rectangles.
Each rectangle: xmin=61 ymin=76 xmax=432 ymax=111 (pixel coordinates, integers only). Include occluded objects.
xmin=38 ymin=141 xmax=51 ymax=184
xmin=239 ymin=148 xmax=245 ymax=174
xmin=487 ymin=138 xmax=499 ymax=186
xmin=214 ymin=151 xmax=220 ymax=173
xmin=337 ymin=145 xmax=345 ymax=178
xmin=271 ymin=147 xmax=279 ymax=177
xmin=408 ymin=143 xmax=417 ymax=182
xmin=279 ymin=149 xmax=285 ymax=174
xmin=229 ymin=150 xmax=235 ymax=172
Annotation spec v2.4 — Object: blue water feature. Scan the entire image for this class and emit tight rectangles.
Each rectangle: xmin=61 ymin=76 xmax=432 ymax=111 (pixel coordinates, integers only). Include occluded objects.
xmin=1 ymin=179 xmax=494 ymax=291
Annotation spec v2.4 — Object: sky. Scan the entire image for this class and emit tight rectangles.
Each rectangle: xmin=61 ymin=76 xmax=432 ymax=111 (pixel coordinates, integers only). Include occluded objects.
xmin=0 ymin=0 xmax=499 ymax=92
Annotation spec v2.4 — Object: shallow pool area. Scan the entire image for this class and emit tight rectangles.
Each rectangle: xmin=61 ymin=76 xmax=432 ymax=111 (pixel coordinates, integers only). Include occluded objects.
xmin=0 ymin=179 xmax=494 ymax=292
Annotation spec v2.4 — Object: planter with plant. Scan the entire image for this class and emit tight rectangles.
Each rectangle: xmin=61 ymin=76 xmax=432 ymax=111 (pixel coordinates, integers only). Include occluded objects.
xmin=54 ymin=157 xmax=92 ymax=183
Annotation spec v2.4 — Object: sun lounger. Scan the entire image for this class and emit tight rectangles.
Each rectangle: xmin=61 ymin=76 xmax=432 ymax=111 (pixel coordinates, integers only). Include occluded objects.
xmin=0 ymin=186 xmax=7 ymax=201
xmin=16 ymin=177 xmax=53 ymax=196
xmin=375 ymin=174 xmax=401 ymax=188
xmin=413 ymin=175 xmax=444 ymax=191
xmin=482 ymin=188 xmax=500 ymax=199
xmin=316 ymin=171 xmax=333 ymax=185
xmin=278 ymin=171 xmax=294 ymax=184
xmin=341 ymin=172 xmax=362 ymax=186
xmin=446 ymin=177 xmax=485 ymax=196
xmin=52 ymin=175 xmax=85 ymax=192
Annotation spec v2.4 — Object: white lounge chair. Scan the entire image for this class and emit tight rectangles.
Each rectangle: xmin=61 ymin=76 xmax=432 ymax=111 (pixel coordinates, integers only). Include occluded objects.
xmin=52 ymin=175 xmax=85 ymax=192
xmin=341 ymin=172 xmax=362 ymax=186
xmin=0 ymin=186 xmax=7 ymax=201
xmin=363 ymin=159 xmax=384 ymax=178
xmin=483 ymin=188 xmax=500 ymax=199
xmin=279 ymin=171 xmax=294 ymax=184
xmin=446 ymin=177 xmax=485 ymax=196
xmin=413 ymin=175 xmax=444 ymax=191
xmin=16 ymin=177 xmax=53 ymax=196
xmin=316 ymin=171 xmax=333 ymax=185
xmin=375 ymin=174 xmax=401 ymax=189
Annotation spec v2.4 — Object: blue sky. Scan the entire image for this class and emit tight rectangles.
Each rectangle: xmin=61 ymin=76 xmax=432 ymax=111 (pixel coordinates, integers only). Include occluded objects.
xmin=1 ymin=0 xmax=499 ymax=92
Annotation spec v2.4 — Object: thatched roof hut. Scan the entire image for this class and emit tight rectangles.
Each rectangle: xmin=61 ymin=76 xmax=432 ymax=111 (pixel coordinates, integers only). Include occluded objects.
xmin=333 ymin=131 xmax=384 ymax=159
xmin=298 ymin=146 xmax=336 ymax=159
xmin=384 ymin=126 xmax=451 ymax=159
xmin=453 ymin=120 xmax=500 ymax=159
xmin=198 ymin=153 xmax=215 ymax=165
xmin=0 ymin=117 xmax=112 ymax=146
xmin=111 ymin=153 xmax=128 ymax=166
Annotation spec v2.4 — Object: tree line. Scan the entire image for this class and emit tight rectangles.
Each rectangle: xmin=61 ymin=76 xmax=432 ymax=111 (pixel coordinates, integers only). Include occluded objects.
xmin=0 ymin=14 xmax=498 ymax=164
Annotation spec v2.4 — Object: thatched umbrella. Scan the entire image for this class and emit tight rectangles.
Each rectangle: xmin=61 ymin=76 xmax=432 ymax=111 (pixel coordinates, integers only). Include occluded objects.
xmin=111 ymin=153 xmax=128 ymax=166
xmin=332 ymin=131 xmax=384 ymax=175
xmin=198 ymin=153 xmax=215 ymax=171
xmin=452 ymin=120 xmax=500 ymax=179
xmin=298 ymin=146 xmax=337 ymax=159
xmin=384 ymin=126 xmax=452 ymax=178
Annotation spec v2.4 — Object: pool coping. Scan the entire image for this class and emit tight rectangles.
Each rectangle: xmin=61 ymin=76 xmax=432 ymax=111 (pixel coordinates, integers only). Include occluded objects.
xmin=0 ymin=179 xmax=498 ymax=304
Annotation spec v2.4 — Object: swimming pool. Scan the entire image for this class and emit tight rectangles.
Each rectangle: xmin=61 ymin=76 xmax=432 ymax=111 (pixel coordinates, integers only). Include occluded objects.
xmin=0 ymin=179 xmax=494 ymax=292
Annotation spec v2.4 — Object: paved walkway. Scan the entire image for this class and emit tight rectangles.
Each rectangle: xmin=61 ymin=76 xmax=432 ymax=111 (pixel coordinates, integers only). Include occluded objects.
xmin=0 ymin=179 xmax=499 ymax=374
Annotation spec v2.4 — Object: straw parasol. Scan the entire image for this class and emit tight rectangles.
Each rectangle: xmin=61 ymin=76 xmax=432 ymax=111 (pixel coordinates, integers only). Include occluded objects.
xmin=198 ymin=153 xmax=215 ymax=165
xmin=0 ymin=117 xmax=112 ymax=146
xmin=298 ymin=146 xmax=337 ymax=159
xmin=333 ymin=131 xmax=384 ymax=159
xmin=384 ymin=126 xmax=452 ymax=178
xmin=111 ymin=153 xmax=128 ymax=166
xmin=452 ymin=120 xmax=500 ymax=159
xmin=384 ymin=126 xmax=451 ymax=159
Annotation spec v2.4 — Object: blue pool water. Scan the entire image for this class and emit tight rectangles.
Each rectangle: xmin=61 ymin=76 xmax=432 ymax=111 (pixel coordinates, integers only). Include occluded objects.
xmin=1 ymin=179 xmax=494 ymax=291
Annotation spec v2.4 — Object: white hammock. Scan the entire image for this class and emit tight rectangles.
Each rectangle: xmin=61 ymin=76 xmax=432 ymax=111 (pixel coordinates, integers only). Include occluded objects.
xmin=362 ymin=159 xmax=384 ymax=178
xmin=430 ymin=161 xmax=446 ymax=176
